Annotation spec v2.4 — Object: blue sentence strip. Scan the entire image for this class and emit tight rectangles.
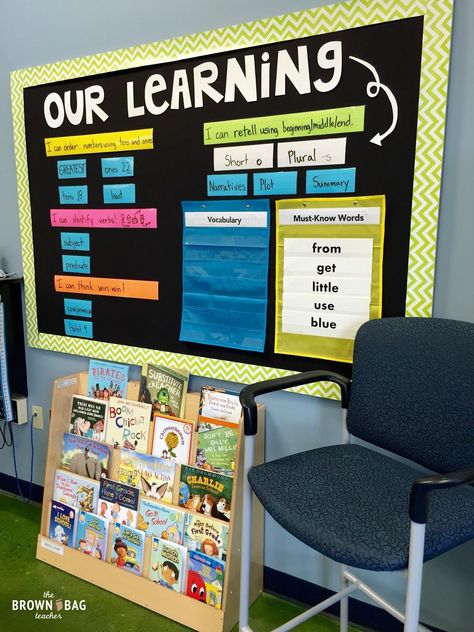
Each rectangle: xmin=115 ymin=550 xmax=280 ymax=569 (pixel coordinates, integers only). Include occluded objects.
xmin=180 ymin=199 xmax=270 ymax=352
xmin=207 ymin=174 xmax=247 ymax=196
xmin=101 ymin=157 xmax=134 ymax=178
xmin=58 ymin=185 xmax=88 ymax=204
xmin=64 ymin=319 xmax=93 ymax=339
xmin=253 ymin=171 xmax=297 ymax=195
xmin=103 ymin=183 xmax=136 ymax=204
xmin=64 ymin=298 xmax=93 ymax=318
xmin=57 ymin=159 xmax=87 ymax=179
xmin=305 ymin=167 xmax=356 ymax=194
xmin=62 ymin=255 xmax=90 ymax=274
xmin=60 ymin=232 xmax=90 ymax=251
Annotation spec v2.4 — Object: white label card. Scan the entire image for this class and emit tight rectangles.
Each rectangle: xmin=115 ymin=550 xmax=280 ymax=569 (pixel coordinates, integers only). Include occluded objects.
xmin=281 ymin=310 xmax=369 ymax=340
xmin=282 ymin=293 xmax=370 ymax=318
xmin=185 ymin=211 xmax=267 ymax=228
xmin=283 ymin=238 xmax=373 ymax=257
xmin=283 ymin=256 xmax=373 ymax=279
xmin=277 ymin=137 xmax=346 ymax=168
xmin=282 ymin=276 xmax=372 ymax=298
xmin=40 ymin=537 xmax=65 ymax=556
xmin=214 ymin=143 xmax=273 ymax=171
xmin=279 ymin=207 xmax=381 ymax=225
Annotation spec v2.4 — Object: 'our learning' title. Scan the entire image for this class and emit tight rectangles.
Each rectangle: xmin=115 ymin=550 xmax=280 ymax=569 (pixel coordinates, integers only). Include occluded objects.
xmin=43 ymin=43 xmax=342 ymax=128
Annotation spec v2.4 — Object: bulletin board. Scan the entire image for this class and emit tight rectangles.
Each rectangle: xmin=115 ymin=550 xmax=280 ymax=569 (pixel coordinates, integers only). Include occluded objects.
xmin=11 ymin=0 xmax=453 ymax=397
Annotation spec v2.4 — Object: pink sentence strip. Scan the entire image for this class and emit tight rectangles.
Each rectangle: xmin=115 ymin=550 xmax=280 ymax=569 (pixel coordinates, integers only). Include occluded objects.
xmin=50 ymin=208 xmax=157 ymax=229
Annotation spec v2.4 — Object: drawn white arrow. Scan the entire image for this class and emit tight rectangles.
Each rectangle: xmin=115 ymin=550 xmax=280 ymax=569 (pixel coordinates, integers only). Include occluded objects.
xmin=349 ymin=55 xmax=399 ymax=146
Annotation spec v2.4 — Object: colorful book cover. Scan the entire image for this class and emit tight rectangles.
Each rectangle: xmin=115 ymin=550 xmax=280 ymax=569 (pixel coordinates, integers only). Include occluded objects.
xmin=195 ymin=420 xmax=239 ymax=477
xmin=105 ymin=397 xmax=152 ymax=452
xmin=198 ymin=385 xmax=242 ymax=424
xmin=179 ymin=465 xmax=233 ymax=523
xmin=186 ymin=550 xmax=226 ymax=609
xmin=151 ymin=414 xmax=194 ymax=464
xmin=75 ymin=510 xmax=109 ymax=560
xmin=61 ymin=433 xmax=110 ymax=480
xmin=69 ymin=395 xmax=108 ymax=441
xmin=137 ymin=498 xmax=185 ymax=542
xmin=98 ymin=478 xmax=139 ymax=527
xmin=149 ymin=537 xmax=187 ymax=592
xmin=49 ymin=500 xmax=77 ymax=547
xmin=139 ymin=363 xmax=189 ymax=418
xmin=111 ymin=522 xmax=145 ymax=575
xmin=119 ymin=449 xmax=175 ymax=504
xmin=87 ymin=359 xmax=129 ymax=400
xmin=53 ymin=469 xmax=100 ymax=513
xmin=182 ymin=514 xmax=229 ymax=560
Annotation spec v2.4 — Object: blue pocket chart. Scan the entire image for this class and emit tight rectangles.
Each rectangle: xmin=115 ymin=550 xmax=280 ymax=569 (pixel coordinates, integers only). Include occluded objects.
xmin=180 ymin=199 xmax=270 ymax=352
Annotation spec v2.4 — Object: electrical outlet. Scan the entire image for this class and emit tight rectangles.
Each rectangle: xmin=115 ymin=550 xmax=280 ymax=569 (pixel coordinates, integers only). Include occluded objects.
xmin=32 ymin=405 xmax=44 ymax=430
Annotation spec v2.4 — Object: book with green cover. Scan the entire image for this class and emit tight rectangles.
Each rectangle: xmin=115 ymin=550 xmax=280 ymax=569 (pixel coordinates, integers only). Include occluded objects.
xmin=139 ymin=363 xmax=189 ymax=418
xmin=179 ymin=465 xmax=233 ymax=523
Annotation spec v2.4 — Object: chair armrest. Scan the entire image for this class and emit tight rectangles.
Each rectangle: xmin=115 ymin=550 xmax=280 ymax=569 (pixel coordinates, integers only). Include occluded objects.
xmin=239 ymin=370 xmax=351 ymax=436
xmin=409 ymin=466 xmax=474 ymax=523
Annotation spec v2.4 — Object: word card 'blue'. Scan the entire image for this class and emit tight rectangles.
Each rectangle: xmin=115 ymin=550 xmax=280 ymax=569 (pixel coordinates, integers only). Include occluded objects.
xmin=180 ymin=199 xmax=270 ymax=352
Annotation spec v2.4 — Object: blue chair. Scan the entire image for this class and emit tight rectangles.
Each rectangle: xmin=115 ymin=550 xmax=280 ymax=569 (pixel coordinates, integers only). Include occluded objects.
xmin=239 ymin=317 xmax=474 ymax=632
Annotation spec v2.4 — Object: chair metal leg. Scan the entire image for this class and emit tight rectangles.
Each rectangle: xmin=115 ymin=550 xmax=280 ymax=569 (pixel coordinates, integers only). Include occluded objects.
xmin=239 ymin=434 xmax=256 ymax=632
xmin=404 ymin=521 xmax=426 ymax=632
xmin=339 ymin=565 xmax=349 ymax=632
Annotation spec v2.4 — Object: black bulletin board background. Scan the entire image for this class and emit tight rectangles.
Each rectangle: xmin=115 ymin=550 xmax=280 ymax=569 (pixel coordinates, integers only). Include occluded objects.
xmin=23 ymin=16 xmax=424 ymax=378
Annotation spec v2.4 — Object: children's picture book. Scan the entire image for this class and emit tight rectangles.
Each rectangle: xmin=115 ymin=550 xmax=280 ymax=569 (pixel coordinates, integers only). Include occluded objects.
xmin=49 ymin=500 xmax=77 ymax=547
xmin=195 ymin=419 xmax=239 ymax=477
xmin=87 ymin=359 xmax=129 ymax=400
xmin=179 ymin=465 xmax=233 ymax=523
xmin=118 ymin=449 xmax=175 ymax=504
xmin=75 ymin=510 xmax=109 ymax=561
xmin=69 ymin=395 xmax=108 ymax=441
xmin=105 ymin=397 xmax=152 ymax=452
xmin=139 ymin=363 xmax=189 ymax=418
xmin=61 ymin=433 xmax=110 ymax=480
xmin=149 ymin=537 xmax=187 ymax=592
xmin=186 ymin=550 xmax=226 ymax=609
xmin=137 ymin=498 xmax=185 ymax=542
xmin=111 ymin=522 xmax=145 ymax=575
xmin=198 ymin=385 xmax=242 ymax=424
xmin=182 ymin=514 xmax=229 ymax=560
xmin=98 ymin=478 xmax=139 ymax=527
xmin=53 ymin=469 xmax=100 ymax=513
xmin=151 ymin=414 xmax=194 ymax=464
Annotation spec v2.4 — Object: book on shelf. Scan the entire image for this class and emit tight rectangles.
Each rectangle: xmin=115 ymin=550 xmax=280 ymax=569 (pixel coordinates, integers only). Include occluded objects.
xmin=61 ymin=433 xmax=110 ymax=480
xmin=137 ymin=498 xmax=185 ymax=542
xmin=149 ymin=537 xmax=187 ymax=592
xmin=186 ymin=550 xmax=226 ymax=609
xmin=118 ymin=448 xmax=175 ymax=504
xmin=87 ymin=359 xmax=129 ymax=400
xmin=139 ymin=363 xmax=189 ymax=418
xmin=49 ymin=500 xmax=77 ymax=548
xmin=179 ymin=465 xmax=233 ymax=523
xmin=105 ymin=397 xmax=152 ymax=452
xmin=182 ymin=514 xmax=229 ymax=561
xmin=69 ymin=395 xmax=108 ymax=441
xmin=111 ymin=523 xmax=145 ymax=576
xmin=195 ymin=419 xmax=239 ymax=477
xmin=98 ymin=478 xmax=139 ymax=528
xmin=151 ymin=413 xmax=194 ymax=464
xmin=53 ymin=469 xmax=100 ymax=513
xmin=75 ymin=510 xmax=109 ymax=561
xmin=198 ymin=385 xmax=242 ymax=424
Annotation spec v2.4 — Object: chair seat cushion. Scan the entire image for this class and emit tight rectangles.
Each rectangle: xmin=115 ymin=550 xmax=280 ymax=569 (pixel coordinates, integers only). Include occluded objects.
xmin=248 ymin=444 xmax=474 ymax=571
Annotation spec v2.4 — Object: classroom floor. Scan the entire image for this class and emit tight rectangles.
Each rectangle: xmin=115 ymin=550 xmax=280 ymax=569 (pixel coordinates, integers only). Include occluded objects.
xmin=0 ymin=492 xmax=360 ymax=632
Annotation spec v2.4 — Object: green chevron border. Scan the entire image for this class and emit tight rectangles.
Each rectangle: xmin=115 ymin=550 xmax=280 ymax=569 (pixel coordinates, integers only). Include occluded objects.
xmin=10 ymin=0 xmax=453 ymax=398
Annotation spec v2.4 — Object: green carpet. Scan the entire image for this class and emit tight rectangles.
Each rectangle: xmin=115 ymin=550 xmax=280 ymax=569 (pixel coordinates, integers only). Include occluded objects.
xmin=0 ymin=492 xmax=357 ymax=632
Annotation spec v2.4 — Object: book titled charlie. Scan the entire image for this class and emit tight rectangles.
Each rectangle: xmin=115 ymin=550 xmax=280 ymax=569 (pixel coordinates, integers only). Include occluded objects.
xmin=98 ymin=478 xmax=139 ymax=527
xmin=111 ymin=523 xmax=145 ymax=575
xmin=87 ymin=359 xmax=129 ymax=400
xmin=183 ymin=514 xmax=229 ymax=560
xmin=179 ymin=465 xmax=233 ymax=522
xmin=105 ymin=397 xmax=152 ymax=452
xmin=186 ymin=550 xmax=226 ymax=609
xmin=75 ymin=510 xmax=109 ymax=560
xmin=149 ymin=537 xmax=187 ymax=592
xmin=69 ymin=395 xmax=108 ymax=441
xmin=119 ymin=449 xmax=175 ymax=504
xmin=53 ymin=469 xmax=100 ymax=513
xmin=139 ymin=363 xmax=189 ymax=418
xmin=137 ymin=498 xmax=185 ymax=542
xmin=49 ymin=501 xmax=77 ymax=548
xmin=151 ymin=414 xmax=194 ymax=464
xmin=61 ymin=433 xmax=110 ymax=480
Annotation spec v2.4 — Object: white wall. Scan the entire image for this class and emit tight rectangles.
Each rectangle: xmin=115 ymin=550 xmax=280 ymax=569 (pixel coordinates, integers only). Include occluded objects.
xmin=1 ymin=1 xmax=473 ymax=630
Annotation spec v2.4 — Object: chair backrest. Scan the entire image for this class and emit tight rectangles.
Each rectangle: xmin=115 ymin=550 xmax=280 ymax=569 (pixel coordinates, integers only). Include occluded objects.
xmin=346 ymin=317 xmax=474 ymax=473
